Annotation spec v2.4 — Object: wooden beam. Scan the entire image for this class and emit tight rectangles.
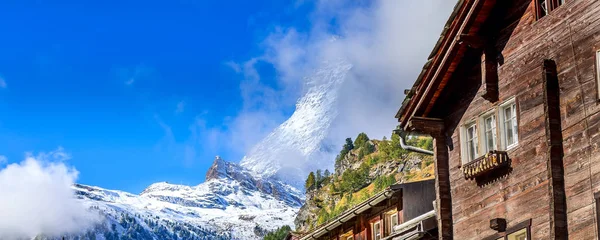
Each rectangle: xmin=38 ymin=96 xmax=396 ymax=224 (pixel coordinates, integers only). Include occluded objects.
xmin=543 ymin=59 xmax=568 ymax=240
xmin=408 ymin=116 xmax=453 ymax=239
xmin=481 ymin=47 xmax=499 ymax=103
xmin=458 ymin=34 xmax=486 ymax=49
xmin=407 ymin=117 xmax=445 ymax=137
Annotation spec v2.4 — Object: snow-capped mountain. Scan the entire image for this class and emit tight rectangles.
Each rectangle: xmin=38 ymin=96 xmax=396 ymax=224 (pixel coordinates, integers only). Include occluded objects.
xmin=240 ymin=61 xmax=353 ymax=186
xmin=61 ymin=157 xmax=302 ymax=240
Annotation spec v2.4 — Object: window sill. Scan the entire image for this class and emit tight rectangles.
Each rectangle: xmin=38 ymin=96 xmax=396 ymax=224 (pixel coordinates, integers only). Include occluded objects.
xmin=462 ymin=151 xmax=510 ymax=180
xmin=505 ymin=142 xmax=518 ymax=151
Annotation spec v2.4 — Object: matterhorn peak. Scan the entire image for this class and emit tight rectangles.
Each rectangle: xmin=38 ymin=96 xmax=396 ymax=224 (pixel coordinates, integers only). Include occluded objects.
xmin=240 ymin=60 xmax=352 ymax=186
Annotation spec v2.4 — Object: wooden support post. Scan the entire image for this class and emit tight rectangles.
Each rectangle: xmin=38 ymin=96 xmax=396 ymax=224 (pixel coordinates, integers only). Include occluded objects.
xmin=408 ymin=117 xmax=453 ymax=240
xmin=543 ymin=59 xmax=568 ymax=240
xmin=481 ymin=47 xmax=499 ymax=103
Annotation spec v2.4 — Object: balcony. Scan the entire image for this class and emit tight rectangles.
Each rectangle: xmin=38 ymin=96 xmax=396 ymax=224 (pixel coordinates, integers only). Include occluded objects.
xmin=462 ymin=151 xmax=510 ymax=180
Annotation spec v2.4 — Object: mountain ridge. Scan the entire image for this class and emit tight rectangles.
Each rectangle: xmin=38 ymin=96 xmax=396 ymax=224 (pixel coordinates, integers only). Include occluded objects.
xmin=53 ymin=157 xmax=303 ymax=240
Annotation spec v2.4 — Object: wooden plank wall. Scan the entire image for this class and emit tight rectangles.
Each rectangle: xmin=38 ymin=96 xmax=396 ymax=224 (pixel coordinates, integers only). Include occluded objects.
xmin=442 ymin=0 xmax=600 ymax=239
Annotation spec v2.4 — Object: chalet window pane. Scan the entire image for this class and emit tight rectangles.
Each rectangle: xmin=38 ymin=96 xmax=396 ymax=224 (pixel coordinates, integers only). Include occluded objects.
xmin=503 ymin=103 xmax=518 ymax=148
xmin=596 ymin=50 xmax=600 ymax=99
xmin=466 ymin=124 xmax=478 ymax=161
xmin=484 ymin=115 xmax=497 ymax=152
xmin=507 ymin=228 xmax=528 ymax=240
xmin=373 ymin=221 xmax=382 ymax=240
xmin=536 ymin=0 xmax=549 ymax=19
xmin=391 ymin=213 xmax=398 ymax=229
xmin=541 ymin=0 xmax=549 ymax=16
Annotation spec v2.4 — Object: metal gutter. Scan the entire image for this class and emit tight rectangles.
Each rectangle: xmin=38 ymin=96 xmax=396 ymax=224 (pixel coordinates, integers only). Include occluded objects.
xmin=393 ymin=129 xmax=434 ymax=156
xmin=392 ymin=210 xmax=436 ymax=233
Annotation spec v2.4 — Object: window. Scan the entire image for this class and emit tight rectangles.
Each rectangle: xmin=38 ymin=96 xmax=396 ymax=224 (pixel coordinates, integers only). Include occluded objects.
xmin=461 ymin=121 xmax=481 ymax=164
xmin=500 ymin=100 xmax=518 ymax=149
xmin=466 ymin=122 xmax=479 ymax=161
xmin=595 ymin=192 xmax=600 ymax=238
xmin=482 ymin=114 xmax=498 ymax=152
xmin=340 ymin=231 xmax=354 ymax=240
xmin=484 ymin=220 xmax=531 ymax=240
xmin=596 ymin=50 xmax=600 ymax=99
xmin=384 ymin=211 xmax=399 ymax=235
xmin=372 ymin=221 xmax=382 ymax=240
xmin=536 ymin=0 xmax=566 ymax=19
xmin=390 ymin=212 xmax=399 ymax=231
xmin=460 ymin=98 xmax=519 ymax=164
xmin=537 ymin=0 xmax=549 ymax=18
xmin=506 ymin=228 xmax=528 ymax=240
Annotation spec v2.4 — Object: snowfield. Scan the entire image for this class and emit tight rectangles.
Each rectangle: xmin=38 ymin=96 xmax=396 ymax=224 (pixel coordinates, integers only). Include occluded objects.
xmin=68 ymin=158 xmax=302 ymax=240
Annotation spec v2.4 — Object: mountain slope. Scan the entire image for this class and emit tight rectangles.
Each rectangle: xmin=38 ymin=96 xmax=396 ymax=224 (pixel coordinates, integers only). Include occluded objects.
xmin=51 ymin=157 xmax=302 ymax=240
xmin=240 ymin=61 xmax=353 ymax=186
xmin=294 ymin=134 xmax=435 ymax=232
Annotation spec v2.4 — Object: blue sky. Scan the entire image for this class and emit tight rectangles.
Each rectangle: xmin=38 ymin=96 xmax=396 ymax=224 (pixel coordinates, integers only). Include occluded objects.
xmin=0 ymin=0 xmax=319 ymax=193
xmin=0 ymin=0 xmax=455 ymax=193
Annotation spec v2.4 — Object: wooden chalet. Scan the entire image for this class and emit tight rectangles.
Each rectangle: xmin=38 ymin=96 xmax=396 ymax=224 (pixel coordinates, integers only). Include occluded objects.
xmin=396 ymin=0 xmax=600 ymax=239
xmin=298 ymin=180 xmax=437 ymax=240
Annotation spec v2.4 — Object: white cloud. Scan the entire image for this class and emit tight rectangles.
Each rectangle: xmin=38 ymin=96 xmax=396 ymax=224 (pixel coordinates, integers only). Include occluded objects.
xmin=0 ymin=76 xmax=6 ymax=89
xmin=0 ymin=155 xmax=7 ymax=165
xmin=0 ymin=148 xmax=101 ymax=239
xmin=224 ymin=61 xmax=242 ymax=73
xmin=176 ymin=101 xmax=186 ymax=114
xmin=224 ymin=0 xmax=455 ymax=163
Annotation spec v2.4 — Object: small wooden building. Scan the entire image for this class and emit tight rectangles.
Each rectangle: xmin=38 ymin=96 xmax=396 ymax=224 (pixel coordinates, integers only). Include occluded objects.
xmin=298 ymin=180 xmax=437 ymax=240
xmin=396 ymin=0 xmax=600 ymax=239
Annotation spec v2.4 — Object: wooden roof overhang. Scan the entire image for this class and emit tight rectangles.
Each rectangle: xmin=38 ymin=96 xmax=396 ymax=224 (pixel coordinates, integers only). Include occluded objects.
xmin=299 ymin=184 xmax=403 ymax=240
xmin=396 ymin=0 xmax=497 ymax=130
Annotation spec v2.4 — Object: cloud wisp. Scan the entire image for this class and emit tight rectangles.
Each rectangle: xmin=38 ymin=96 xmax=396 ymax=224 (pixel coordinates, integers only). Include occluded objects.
xmin=223 ymin=0 xmax=456 ymax=164
xmin=0 ymin=148 xmax=101 ymax=239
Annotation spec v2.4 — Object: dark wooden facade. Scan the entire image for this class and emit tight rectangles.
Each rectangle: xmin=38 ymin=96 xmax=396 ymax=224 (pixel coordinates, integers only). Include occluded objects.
xmin=396 ymin=0 xmax=600 ymax=239
xmin=299 ymin=180 xmax=437 ymax=240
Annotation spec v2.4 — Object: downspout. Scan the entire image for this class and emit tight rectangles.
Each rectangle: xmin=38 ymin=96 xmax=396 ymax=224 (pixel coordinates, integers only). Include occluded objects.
xmin=393 ymin=128 xmax=434 ymax=156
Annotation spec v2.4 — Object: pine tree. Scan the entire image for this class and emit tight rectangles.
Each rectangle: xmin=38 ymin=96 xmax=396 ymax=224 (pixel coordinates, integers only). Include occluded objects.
xmin=324 ymin=169 xmax=331 ymax=178
xmin=344 ymin=138 xmax=354 ymax=151
xmin=354 ymin=132 xmax=370 ymax=148
xmin=316 ymin=169 xmax=323 ymax=187
xmin=305 ymin=172 xmax=316 ymax=191
xmin=335 ymin=138 xmax=355 ymax=170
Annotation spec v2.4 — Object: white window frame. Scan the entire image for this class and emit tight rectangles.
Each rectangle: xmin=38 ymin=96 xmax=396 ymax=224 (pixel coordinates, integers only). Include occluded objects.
xmin=460 ymin=121 xmax=479 ymax=164
xmin=372 ymin=221 xmax=382 ymax=240
xmin=499 ymin=98 xmax=519 ymax=150
xmin=596 ymin=50 xmax=600 ymax=100
xmin=480 ymin=111 xmax=498 ymax=153
xmin=390 ymin=212 xmax=399 ymax=231
xmin=541 ymin=0 xmax=550 ymax=14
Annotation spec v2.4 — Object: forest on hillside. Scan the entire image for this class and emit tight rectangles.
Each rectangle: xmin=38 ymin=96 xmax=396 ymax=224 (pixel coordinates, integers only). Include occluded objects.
xmin=296 ymin=132 xmax=434 ymax=231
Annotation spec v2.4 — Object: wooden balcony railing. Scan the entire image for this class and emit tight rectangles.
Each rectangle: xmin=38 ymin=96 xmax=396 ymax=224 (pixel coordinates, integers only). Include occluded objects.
xmin=462 ymin=151 xmax=510 ymax=180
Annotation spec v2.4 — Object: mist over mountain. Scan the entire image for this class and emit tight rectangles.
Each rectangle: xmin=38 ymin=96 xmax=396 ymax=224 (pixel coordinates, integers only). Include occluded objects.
xmin=240 ymin=61 xmax=352 ymax=186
